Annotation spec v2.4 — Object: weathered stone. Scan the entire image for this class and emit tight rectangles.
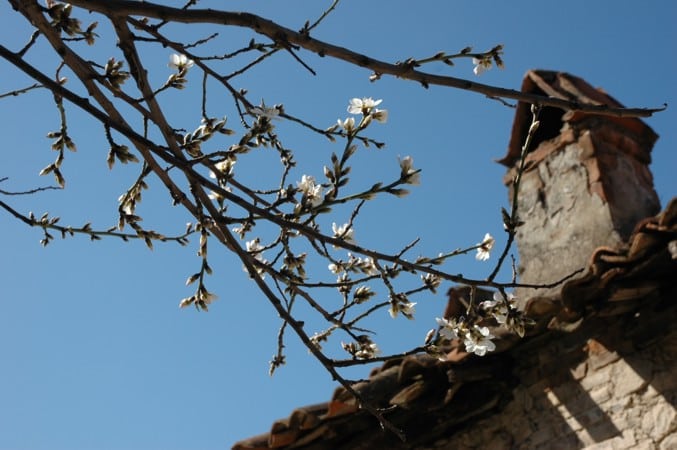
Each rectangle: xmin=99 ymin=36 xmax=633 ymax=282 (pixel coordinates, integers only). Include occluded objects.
xmin=613 ymin=361 xmax=649 ymax=397
xmin=590 ymin=385 xmax=612 ymax=405
xmin=642 ymin=402 xmax=677 ymax=441
xmin=659 ymin=433 xmax=677 ymax=450
xmin=580 ymin=366 xmax=613 ymax=391
xmin=614 ymin=429 xmax=637 ymax=450
xmin=513 ymin=143 xmax=625 ymax=301
xmin=633 ymin=440 xmax=657 ymax=450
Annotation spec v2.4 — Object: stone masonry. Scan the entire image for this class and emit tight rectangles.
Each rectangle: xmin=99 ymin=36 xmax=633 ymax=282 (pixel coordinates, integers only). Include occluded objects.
xmin=422 ymin=299 xmax=677 ymax=450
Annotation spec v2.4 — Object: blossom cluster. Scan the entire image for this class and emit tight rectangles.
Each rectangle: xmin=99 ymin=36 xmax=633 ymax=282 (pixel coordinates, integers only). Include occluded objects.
xmin=429 ymin=290 xmax=531 ymax=358
xmin=168 ymin=53 xmax=194 ymax=72
xmin=167 ymin=53 xmax=194 ymax=89
xmin=434 ymin=316 xmax=496 ymax=356
xmin=244 ymin=238 xmax=268 ymax=278
xmin=328 ymin=253 xmax=378 ymax=276
xmin=347 ymin=97 xmax=388 ymax=123
xmin=296 ymin=174 xmax=323 ymax=209
xmin=342 ymin=335 xmax=380 ymax=360
xmin=336 ymin=97 xmax=388 ymax=136
xmin=480 ymin=291 xmax=531 ymax=338
xmin=388 ymin=293 xmax=416 ymax=320
xmin=470 ymin=45 xmax=504 ymax=76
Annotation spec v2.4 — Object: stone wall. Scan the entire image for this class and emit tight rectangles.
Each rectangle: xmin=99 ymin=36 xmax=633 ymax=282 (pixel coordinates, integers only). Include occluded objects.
xmin=423 ymin=299 xmax=677 ymax=450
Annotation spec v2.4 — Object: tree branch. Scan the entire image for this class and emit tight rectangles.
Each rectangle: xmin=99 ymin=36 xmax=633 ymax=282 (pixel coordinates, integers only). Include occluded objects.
xmin=68 ymin=0 xmax=666 ymax=118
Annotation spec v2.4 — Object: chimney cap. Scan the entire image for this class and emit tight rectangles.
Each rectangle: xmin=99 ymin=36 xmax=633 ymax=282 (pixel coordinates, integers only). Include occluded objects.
xmin=499 ymin=70 xmax=658 ymax=167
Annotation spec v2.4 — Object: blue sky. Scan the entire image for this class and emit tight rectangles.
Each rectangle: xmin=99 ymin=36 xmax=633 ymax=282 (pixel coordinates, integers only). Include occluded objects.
xmin=0 ymin=1 xmax=675 ymax=449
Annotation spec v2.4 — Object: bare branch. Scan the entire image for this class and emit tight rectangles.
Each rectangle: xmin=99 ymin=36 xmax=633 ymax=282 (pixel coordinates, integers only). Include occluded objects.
xmin=68 ymin=0 xmax=665 ymax=117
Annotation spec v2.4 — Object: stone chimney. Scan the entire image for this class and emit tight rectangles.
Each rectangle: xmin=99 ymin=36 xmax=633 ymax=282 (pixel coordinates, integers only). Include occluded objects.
xmin=500 ymin=70 xmax=660 ymax=299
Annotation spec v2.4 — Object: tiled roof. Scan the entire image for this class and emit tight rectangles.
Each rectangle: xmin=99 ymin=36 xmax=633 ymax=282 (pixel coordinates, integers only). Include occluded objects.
xmin=232 ymin=198 xmax=677 ymax=450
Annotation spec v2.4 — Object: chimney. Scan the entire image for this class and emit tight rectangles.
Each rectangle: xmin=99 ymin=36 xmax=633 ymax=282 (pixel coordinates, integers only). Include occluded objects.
xmin=500 ymin=70 xmax=660 ymax=299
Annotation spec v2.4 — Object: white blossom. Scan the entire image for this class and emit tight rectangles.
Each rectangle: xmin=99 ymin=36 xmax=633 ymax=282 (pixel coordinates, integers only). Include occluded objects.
xmin=354 ymin=342 xmax=380 ymax=359
xmin=208 ymin=186 xmax=230 ymax=201
xmin=200 ymin=291 xmax=218 ymax=306
xmin=332 ymin=222 xmax=354 ymax=243
xmin=476 ymin=233 xmax=495 ymax=261
xmin=355 ymin=342 xmax=381 ymax=359
xmin=372 ymin=108 xmax=388 ymax=123
xmin=472 ymin=57 xmax=491 ymax=76
xmin=249 ymin=105 xmax=280 ymax=120
xmin=347 ymin=97 xmax=382 ymax=115
xmin=342 ymin=338 xmax=380 ymax=359
xmin=389 ymin=301 xmax=416 ymax=319
xmin=210 ymin=157 xmax=236 ymax=179
xmin=353 ymin=285 xmax=375 ymax=303
xmin=398 ymin=155 xmax=421 ymax=185
xmin=178 ymin=297 xmax=193 ymax=308
xmin=359 ymin=256 xmax=378 ymax=275
xmin=422 ymin=273 xmax=442 ymax=292
xmin=296 ymin=175 xmax=323 ymax=207
xmin=436 ymin=317 xmax=459 ymax=340
xmin=246 ymin=238 xmax=264 ymax=254
xmin=309 ymin=331 xmax=330 ymax=351
xmin=337 ymin=117 xmax=356 ymax=133
xmin=464 ymin=325 xmax=496 ymax=356
xmin=328 ymin=262 xmax=342 ymax=274
xmin=480 ymin=291 xmax=516 ymax=324
xmin=481 ymin=291 xmax=530 ymax=337
xmin=168 ymin=53 xmax=194 ymax=71
xmin=244 ymin=238 xmax=267 ymax=278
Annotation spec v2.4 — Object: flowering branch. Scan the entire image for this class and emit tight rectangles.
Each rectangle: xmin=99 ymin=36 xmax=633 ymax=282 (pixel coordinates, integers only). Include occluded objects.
xmin=0 ymin=199 xmax=192 ymax=247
